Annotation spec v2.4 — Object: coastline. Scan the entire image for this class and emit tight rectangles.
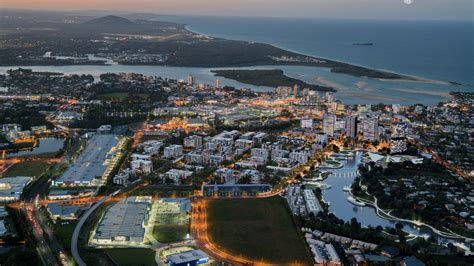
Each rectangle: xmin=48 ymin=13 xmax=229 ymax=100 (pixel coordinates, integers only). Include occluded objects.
xmin=184 ymin=25 xmax=450 ymax=86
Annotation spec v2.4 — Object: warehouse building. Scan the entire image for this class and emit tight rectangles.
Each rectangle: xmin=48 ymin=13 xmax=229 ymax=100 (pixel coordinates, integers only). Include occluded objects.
xmin=0 ymin=176 xmax=32 ymax=202
xmin=53 ymin=134 xmax=122 ymax=187
xmin=91 ymin=197 xmax=151 ymax=247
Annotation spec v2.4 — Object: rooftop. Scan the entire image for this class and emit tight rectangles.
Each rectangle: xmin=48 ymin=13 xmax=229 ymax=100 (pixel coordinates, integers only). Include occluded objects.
xmin=166 ymin=249 xmax=208 ymax=264
xmin=0 ymin=176 xmax=32 ymax=201
xmin=93 ymin=197 xmax=151 ymax=242
xmin=55 ymin=134 xmax=120 ymax=185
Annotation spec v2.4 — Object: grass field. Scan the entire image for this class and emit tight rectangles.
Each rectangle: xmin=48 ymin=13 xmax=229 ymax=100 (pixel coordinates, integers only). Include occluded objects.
xmin=106 ymin=249 xmax=156 ymax=266
xmin=206 ymin=196 xmax=312 ymax=264
xmin=153 ymin=224 xmax=188 ymax=243
xmin=53 ymin=222 xmax=77 ymax=250
xmin=1 ymin=160 xmax=53 ymax=178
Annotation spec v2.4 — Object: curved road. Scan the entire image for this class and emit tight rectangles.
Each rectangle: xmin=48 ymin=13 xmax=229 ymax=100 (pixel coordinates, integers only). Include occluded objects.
xmin=71 ymin=190 xmax=119 ymax=266
xmin=351 ymin=191 xmax=473 ymax=241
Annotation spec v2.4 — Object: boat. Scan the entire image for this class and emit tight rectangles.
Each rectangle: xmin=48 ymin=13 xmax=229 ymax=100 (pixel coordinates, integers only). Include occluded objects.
xmin=343 ymin=186 xmax=352 ymax=192
xmin=352 ymin=42 xmax=374 ymax=46
xmin=347 ymin=195 xmax=366 ymax=207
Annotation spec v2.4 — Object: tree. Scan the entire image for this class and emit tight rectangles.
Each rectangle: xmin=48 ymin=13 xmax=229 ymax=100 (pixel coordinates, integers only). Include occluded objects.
xmin=395 ymin=222 xmax=404 ymax=230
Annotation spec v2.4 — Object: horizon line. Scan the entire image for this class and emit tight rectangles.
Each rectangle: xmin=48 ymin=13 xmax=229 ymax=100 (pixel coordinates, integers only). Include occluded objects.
xmin=1 ymin=7 xmax=473 ymax=23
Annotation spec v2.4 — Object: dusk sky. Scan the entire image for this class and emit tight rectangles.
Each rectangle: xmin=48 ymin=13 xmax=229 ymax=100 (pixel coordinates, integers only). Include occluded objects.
xmin=1 ymin=0 xmax=473 ymax=20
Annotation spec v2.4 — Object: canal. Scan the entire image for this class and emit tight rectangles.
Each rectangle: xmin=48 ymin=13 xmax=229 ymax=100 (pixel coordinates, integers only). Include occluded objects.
xmin=6 ymin=138 xmax=64 ymax=158
xmin=321 ymin=151 xmax=467 ymax=247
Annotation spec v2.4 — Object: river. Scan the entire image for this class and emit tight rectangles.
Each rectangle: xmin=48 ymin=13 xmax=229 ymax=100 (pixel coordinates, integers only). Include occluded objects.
xmin=0 ymin=61 xmax=471 ymax=106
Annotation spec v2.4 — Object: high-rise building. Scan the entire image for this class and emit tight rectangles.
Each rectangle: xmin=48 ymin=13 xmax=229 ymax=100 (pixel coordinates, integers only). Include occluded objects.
xmin=325 ymin=92 xmax=334 ymax=103
xmin=293 ymin=84 xmax=300 ymax=96
xmin=322 ymin=114 xmax=336 ymax=136
xmin=391 ymin=123 xmax=408 ymax=138
xmin=345 ymin=116 xmax=357 ymax=138
xmin=361 ymin=116 xmax=379 ymax=141
xmin=306 ymin=90 xmax=320 ymax=103
xmin=215 ymin=79 xmax=221 ymax=88
xmin=187 ymin=75 xmax=194 ymax=86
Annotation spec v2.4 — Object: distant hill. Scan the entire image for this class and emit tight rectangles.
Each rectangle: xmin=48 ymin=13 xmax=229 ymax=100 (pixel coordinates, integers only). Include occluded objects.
xmin=84 ymin=15 xmax=134 ymax=26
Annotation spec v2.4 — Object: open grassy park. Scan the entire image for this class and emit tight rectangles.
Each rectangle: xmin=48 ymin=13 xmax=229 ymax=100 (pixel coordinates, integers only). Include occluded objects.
xmin=106 ymin=249 xmax=156 ymax=266
xmin=1 ymin=160 xmax=53 ymax=178
xmin=206 ymin=196 xmax=312 ymax=264
xmin=53 ymin=222 xmax=77 ymax=250
xmin=153 ymin=224 xmax=188 ymax=243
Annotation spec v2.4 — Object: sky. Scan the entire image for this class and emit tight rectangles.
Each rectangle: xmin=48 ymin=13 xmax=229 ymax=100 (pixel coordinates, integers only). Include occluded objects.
xmin=1 ymin=0 xmax=473 ymax=21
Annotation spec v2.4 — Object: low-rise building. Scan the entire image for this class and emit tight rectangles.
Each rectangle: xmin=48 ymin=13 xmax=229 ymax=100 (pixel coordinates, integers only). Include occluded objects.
xmin=164 ymin=145 xmax=183 ymax=159
xmin=91 ymin=197 xmax=151 ymax=247
xmin=166 ymin=249 xmax=209 ymax=266
xmin=163 ymin=169 xmax=193 ymax=183
xmin=0 ymin=176 xmax=32 ymax=202
xmin=130 ymin=159 xmax=153 ymax=174
xmin=184 ymin=135 xmax=203 ymax=150
xmin=47 ymin=203 xmax=83 ymax=221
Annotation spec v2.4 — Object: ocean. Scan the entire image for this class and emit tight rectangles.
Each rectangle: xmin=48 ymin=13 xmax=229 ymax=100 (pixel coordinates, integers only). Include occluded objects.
xmin=160 ymin=16 xmax=474 ymax=86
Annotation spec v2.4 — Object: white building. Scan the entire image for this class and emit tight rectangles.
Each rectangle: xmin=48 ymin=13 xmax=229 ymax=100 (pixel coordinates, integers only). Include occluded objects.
xmin=183 ymin=135 xmax=203 ymax=150
xmin=301 ymin=119 xmax=313 ymax=129
xmin=360 ymin=116 xmax=379 ymax=141
xmin=276 ymin=86 xmax=292 ymax=98
xmin=164 ymin=145 xmax=183 ymax=159
xmin=345 ymin=115 xmax=357 ymax=138
xmin=215 ymin=168 xmax=235 ymax=183
xmin=251 ymin=148 xmax=269 ymax=161
xmin=185 ymin=152 xmax=204 ymax=165
xmin=163 ymin=169 xmax=193 ymax=183
xmin=113 ymin=170 xmax=132 ymax=186
xmin=131 ymin=153 xmax=151 ymax=161
xmin=303 ymin=189 xmax=323 ymax=216
xmin=137 ymin=140 xmax=163 ymax=156
xmin=323 ymin=114 xmax=336 ymax=136
xmin=271 ymin=149 xmax=289 ymax=161
xmin=290 ymin=151 xmax=310 ymax=164
xmin=235 ymin=139 xmax=254 ymax=150
xmin=187 ymin=74 xmax=194 ymax=86
xmin=130 ymin=159 xmax=153 ymax=174
xmin=252 ymin=132 xmax=268 ymax=143
xmin=315 ymin=133 xmax=328 ymax=145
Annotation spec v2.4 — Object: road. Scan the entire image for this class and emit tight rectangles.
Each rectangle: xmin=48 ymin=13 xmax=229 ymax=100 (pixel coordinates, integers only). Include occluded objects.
xmin=71 ymin=191 xmax=119 ymax=266
xmin=33 ymin=197 xmax=71 ymax=266
xmin=190 ymin=199 xmax=279 ymax=265
xmin=24 ymin=204 xmax=59 ymax=266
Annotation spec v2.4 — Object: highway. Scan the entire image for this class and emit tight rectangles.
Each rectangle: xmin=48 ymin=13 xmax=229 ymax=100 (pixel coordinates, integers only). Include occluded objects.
xmin=25 ymin=205 xmax=59 ymax=266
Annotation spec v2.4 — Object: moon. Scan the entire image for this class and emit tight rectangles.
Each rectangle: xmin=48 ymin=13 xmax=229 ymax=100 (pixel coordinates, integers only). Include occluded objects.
xmin=404 ymin=0 xmax=413 ymax=4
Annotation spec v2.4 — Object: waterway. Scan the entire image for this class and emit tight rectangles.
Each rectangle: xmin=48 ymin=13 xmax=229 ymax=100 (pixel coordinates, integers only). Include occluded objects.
xmin=320 ymin=151 xmax=467 ymax=248
xmin=0 ymin=62 xmax=470 ymax=106
xmin=6 ymin=138 xmax=64 ymax=158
